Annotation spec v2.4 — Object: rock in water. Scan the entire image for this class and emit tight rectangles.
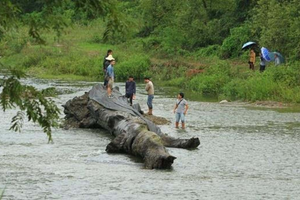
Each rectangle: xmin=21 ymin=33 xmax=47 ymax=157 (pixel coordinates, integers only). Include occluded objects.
xmin=219 ymin=100 xmax=228 ymax=104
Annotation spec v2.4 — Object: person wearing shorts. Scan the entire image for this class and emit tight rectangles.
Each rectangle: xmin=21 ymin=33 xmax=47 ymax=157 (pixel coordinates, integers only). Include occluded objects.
xmin=173 ymin=92 xmax=188 ymax=129
xmin=144 ymin=77 xmax=154 ymax=115
xmin=106 ymin=58 xmax=115 ymax=98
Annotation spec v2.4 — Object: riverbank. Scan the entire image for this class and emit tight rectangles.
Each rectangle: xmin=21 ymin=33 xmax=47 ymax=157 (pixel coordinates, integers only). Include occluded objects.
xmin=1 ymin=24 xmax=300 ymax=104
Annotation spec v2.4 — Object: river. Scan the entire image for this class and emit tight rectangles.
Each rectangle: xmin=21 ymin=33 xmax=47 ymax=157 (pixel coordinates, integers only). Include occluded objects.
xmin=1 ymin=78 xmax=300 ymax=200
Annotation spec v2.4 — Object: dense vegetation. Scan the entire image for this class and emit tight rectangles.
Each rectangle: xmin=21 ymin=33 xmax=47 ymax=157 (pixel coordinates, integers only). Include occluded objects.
xmin=1 ymin=0 xmax=300 ymax=103
xmin=0 ymin=0 xmax=117 ymax=140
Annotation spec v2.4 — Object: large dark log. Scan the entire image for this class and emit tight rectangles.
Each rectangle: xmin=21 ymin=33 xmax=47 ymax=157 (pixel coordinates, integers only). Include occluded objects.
xmin=63 ymin=85 xmax=200 ymax=169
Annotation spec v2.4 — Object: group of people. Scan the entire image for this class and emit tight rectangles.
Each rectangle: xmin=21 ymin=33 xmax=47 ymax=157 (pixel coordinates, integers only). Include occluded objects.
xmin=249 ymin=49 xmax=281 ymax=72
xmin=102 ymin=49 xmax=188 ymax=129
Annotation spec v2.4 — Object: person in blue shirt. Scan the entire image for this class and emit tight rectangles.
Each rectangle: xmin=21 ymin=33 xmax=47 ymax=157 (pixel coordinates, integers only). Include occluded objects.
xmin=103 ymin=49 xmax=113 ymax=86
xmin=125 ymin=75 xmax=136 ymax=106
xmin=106 ymin=58 xmax=115 ymax=98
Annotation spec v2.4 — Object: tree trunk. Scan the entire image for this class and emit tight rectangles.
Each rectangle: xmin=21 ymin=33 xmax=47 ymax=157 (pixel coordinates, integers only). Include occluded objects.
xmin=63 ymin=86 xmax=200 ymax=169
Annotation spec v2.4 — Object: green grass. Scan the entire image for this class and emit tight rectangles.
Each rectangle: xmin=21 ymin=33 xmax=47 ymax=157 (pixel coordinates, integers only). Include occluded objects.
xmin=1 ymin=23 xmax=300 ymax=103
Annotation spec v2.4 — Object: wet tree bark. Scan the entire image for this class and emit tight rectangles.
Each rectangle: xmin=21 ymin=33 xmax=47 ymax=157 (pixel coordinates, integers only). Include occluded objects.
xmin=63 ymin=91 xmax=200 ymax=169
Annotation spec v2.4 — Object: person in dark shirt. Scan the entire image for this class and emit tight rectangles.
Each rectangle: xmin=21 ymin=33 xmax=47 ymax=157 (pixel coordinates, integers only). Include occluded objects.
xmin=103 ymin=49 xmax=113 ymax=86
xmin=125 ymin=75 xmax=136 ymax=106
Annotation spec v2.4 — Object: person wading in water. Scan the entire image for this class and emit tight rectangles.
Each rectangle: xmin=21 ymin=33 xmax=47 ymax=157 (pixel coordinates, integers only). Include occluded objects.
xmin=144 ymin=77 xmax=154 ymax=115
xmin=173 ymin=92 xmax=188 ymax=129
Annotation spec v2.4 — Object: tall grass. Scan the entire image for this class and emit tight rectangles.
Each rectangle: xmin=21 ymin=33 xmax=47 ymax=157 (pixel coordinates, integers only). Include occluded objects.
xmin=1 ymin=22 xmax=300 ymax=103
xmin=164 ymin=60 xmax=300 ymax=103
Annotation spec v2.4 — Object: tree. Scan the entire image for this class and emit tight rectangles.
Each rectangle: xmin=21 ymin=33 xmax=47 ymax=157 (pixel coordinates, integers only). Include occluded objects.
xmin=1 ymin=0 xmax=125 ymax=43
xmin=0 ymin=67 xmax=60 ymax=143
xmin=0 ymin=0 xmax=123 ymax=142
xmin=252 ymin=0 xmax=300 ymax=60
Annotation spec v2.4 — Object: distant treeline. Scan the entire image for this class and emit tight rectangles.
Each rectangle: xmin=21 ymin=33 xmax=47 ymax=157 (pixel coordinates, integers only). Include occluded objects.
xmin=1 ymin=0 xmax=300 ymax=61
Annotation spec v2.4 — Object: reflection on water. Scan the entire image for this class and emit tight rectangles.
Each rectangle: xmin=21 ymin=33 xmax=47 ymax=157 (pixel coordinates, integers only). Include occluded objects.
xmin=1 ymin=79 xmax=300 ymax=200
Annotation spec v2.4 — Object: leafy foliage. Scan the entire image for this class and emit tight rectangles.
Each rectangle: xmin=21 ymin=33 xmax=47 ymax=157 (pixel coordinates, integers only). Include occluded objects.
xmin=252 ymin=0 xmax=300 ymax=60
xmin=114 ymin=55 xmax=151 ymax=80
xmin=1 ymin=0 xmax=300 ymax=107
xmin=1 ymin=0 xmax=125 ymax=44
xmin=220 ymin=25 xmax=252 ymax=58
xmin=0 ymin=0 xmax=20 ymax=39
xmin=0 ymin=68 xmax=60 ymax=142
xmin=187 ymin=62 xmax=232 ymax=95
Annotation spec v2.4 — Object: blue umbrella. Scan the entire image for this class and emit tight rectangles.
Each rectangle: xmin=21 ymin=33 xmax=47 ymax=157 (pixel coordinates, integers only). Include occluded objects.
xmin=261 ymin=47 xmax=274 ymax=62
xmin=242 ymin=41 xmax=256 ymax=50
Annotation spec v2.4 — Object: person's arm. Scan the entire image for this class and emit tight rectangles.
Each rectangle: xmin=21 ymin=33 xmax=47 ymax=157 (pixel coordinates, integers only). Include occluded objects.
xmin=145 ymin=83 xmax=150 ymax=91
xmin=173 ymin=103 xmax=178 ymax=113
xmin=133 ymin=82 xmax=136 ymax=94
xmin=184 ymin=104 xmax=189 ymax=115
xmin=132 ymin=82 xmax=136 ymax=99
xmin=125 ymin=81 xmax=128 ymax=93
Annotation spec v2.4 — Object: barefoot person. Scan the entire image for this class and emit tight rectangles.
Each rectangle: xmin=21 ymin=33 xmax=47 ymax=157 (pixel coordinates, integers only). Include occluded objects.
xmin=125 ymin=75 xmax=136 ymax=106
xmin=106 ymin=55 xmax=115 ymax=98
xmin=144 ymin=77 xmax=154 ymax=115
xmin=173 ymin=92 xmax=188 ymax=129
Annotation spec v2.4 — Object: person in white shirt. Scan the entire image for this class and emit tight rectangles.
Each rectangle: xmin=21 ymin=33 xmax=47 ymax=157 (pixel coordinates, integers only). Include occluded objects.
xmin=173 ymin=92 xmax=188 ymax=129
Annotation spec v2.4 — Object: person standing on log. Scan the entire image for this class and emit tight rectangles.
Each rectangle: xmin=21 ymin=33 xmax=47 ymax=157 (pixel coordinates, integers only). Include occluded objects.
xmin=144 ymin=77 xmax=154 ymax=115
xmin=106 ymin=56 xmax=115 ymax=98
xmin=173 ymin=92 xmax=188 ymax=129
xmin=103 ymin=49 xmax=113 ymax=86
xmin=125 ymin=75 xmax=136 ymax=106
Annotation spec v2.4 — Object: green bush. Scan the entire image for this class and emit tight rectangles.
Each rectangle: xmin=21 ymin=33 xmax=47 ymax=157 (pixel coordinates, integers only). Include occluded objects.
xmin=267 ymin=63 xmax=300 ymax=87
xmin=0 ymin=28 xmax=28 ymax=56
xmin=281 ymin=86 xmax=300 ymax=103
xmin=165 ymin=77 xmax=186 ymax=87
xmin=222 ymin=73 xmax=278 ymax=101
xmin=22 ymin=49 xmax=50 ymax=68
xmin=220 ymin=25 xmax=252 ymax=59
xmin=114 ymin=54 xmax=151 ymax=80
xmin=37 ymin=52 xmax=100 ymax=77
xmin=221 ymin=63 xmax=300 ymax=102
xmin=186 ymin=61 xmax=232 ymax=95
xmin=188 ymin=73 xmax=230 ymax=95
xmin=195 ymin=45 xmax=221 ymax=57
xmin=141 ymin=37 xmax=161 ymax=52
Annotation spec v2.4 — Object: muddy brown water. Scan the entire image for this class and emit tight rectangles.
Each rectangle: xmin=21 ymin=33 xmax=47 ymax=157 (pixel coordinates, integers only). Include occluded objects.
xmin=1 ymin=78 xmax=300 ymax=200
